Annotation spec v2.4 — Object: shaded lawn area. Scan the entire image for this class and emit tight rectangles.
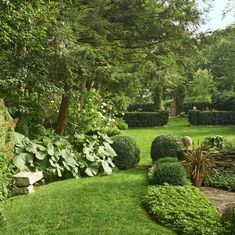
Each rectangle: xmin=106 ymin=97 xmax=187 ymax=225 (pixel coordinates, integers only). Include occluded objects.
xmin=1 ymin=169 xmax=175 ymax=235
xmin=123 ymin=117 xmax=235 ymax=165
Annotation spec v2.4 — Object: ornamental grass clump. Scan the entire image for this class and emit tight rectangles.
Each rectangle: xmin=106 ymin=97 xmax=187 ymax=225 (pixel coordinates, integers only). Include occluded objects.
xmin=183 ymin=146 xmax=215 ymax=187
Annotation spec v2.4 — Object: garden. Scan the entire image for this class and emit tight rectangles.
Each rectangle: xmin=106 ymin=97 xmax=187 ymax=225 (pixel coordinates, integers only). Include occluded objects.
xmin=1 ymin=1 xmax=235 ymax=235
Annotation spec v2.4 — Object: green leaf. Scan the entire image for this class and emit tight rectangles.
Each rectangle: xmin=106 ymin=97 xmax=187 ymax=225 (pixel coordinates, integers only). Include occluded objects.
xmin=85 ymin=167 xmax=98 ymax=177
xmin=13 ymin=153 xmax=31 ymax=170
xmin=101 ymin=160 xmax=112 ymax=175
xmin=35 ymin=151 xmax=47 ymax=160
xmin=47 ymin=143 xmax=55 ymax=156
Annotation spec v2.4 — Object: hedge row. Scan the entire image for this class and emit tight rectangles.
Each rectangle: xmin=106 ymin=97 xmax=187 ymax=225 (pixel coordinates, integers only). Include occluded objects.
xmin=189 ymin=111 xmax=235 ymax=125
xmin=127 ymin=103 xmax=157 ymax=112
xmin=124 ymin=111 xmax=169 ymax=127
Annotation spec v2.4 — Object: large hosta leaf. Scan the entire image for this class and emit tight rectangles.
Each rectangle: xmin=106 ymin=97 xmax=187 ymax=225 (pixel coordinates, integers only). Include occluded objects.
xmin=101 ymin=160 xmax=113 ymax=175
xmin=13 ymin=153 xmax=33 ymax=170
xmin=85 ymin=167 xmax=98 ymax=177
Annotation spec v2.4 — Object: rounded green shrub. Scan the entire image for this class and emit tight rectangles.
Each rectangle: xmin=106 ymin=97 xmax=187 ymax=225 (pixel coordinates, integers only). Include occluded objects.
xmin=111 ymin=135 xmax=140 ymax=170
xmin=150 ymin=135 xmax=182 ymax=162
xmin=148 ymin=157 xmax=189 ymax=186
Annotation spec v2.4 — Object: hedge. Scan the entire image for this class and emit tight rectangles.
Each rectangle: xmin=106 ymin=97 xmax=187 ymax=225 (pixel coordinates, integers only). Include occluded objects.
xmin=188 ymin=111 xmax=235 ymax=125
xmin=127 ymin=103 xmax=157 ymax=112
xmin=124 ymin=111 xmax=169 ymax=127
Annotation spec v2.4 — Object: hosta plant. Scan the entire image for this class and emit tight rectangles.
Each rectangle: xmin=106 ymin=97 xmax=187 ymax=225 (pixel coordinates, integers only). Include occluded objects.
xmin=14 ymin=132 xmax=81 ymax=180
xmin=72 ymin=132 xmax=116 ymax=176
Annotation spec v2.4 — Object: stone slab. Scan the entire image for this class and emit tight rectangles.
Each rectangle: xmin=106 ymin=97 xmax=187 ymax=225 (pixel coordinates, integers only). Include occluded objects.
xmin=14 ymin=171 xmax=43 ymax=187
xmin=12 ymin=185 xmax=35 ymax=195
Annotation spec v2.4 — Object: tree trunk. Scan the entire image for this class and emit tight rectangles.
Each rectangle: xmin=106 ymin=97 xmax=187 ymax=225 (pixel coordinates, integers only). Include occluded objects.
xmin=55 ymin=82 xmax=70 ymax=136
xmin=79 ymin=77 xmax=87 ymax=111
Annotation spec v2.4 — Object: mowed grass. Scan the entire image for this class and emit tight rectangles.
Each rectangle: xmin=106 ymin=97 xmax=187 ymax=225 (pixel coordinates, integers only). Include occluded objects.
xmin=1 ymin=118 xmax=235 ymax=235
xmin=123 ymin=118 xmax=235 ymax=165
xmin=1 ymin=169 xmax=175 ymax=235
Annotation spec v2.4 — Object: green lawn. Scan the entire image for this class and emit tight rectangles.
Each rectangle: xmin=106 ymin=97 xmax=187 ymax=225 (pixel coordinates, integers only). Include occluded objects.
xmin=123 ymin=118 xmax=235 ymax=165
xmin=1 ymin=169 xmax=175 ymax=235
xmin=1 ymin=118 xmax=235 ymax=234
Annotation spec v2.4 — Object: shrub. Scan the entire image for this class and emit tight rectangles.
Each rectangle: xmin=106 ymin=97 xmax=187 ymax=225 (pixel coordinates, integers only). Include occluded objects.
xmin=124 ymin=111 xmax=169 ymax=127
xmin=115 ymin=118 xmax=128 ymax=130
xmin=204 ymin=171 xmax=235 ymax=192
xmin=127 ymin=103 xmax=157 ymax=112
xmin=150 ymin=135 xmax=182 ymax=162
xmin=142 ymin=185 xmax=222 ymax=235
xmin=147 ymin=157 xmax=189 ymax=186
xmin=223 ymin=205 xmax=235 ymax=235
xmin=188 ymin=111 xmax=235 ymax=125
xmin=111 ymin=136 xmax=140 ymax=170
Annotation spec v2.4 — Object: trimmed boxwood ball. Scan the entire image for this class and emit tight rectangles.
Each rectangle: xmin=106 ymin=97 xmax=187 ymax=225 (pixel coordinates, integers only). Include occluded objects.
xmin=148 ymin=157 xmax=189 ymax=186
xmin=151 ymin=135 xmax=183 ymax=162
xmin=111 ymin=135 xmax=140 ymax=170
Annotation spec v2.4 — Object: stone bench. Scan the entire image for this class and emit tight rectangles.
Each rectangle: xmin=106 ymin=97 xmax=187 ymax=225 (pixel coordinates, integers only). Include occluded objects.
xmin=13 ymin=171 xmax=44 ymax=195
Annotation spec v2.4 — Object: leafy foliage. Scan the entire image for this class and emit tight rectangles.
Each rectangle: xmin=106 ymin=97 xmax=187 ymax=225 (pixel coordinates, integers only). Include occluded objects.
xmin=204 ymin=171 xmax=235 ymax=192
xmin=14 ymin=132 xmax=81 ymax=180
xmin=127 ymin=103 xmax=157 ymax=112
xmin=186 ymin=69 xmax=216 ymax=103
xmin=147 ymin=157 xmax=189 ymax=186
xmin=72 ymin=132 xmax=116 ymax=176
xmin=111 ymin=136 xmax=140 ymax=170
xmin=150 ymin=135 xmax=183 ymax=162
xmin=14 ymin=131 xmax=117 ymax=180
xmin=142 ymin=185 xmax=222 ymax=235
xmin=124 ymin=111 xmax=169 ymax=127
xmin=202 ymin=135 xmax=226 ymax=150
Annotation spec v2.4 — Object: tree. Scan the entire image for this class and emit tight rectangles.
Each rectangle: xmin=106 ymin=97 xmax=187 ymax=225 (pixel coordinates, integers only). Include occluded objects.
xmin=186 ymin=69 xmax=216 ymax=102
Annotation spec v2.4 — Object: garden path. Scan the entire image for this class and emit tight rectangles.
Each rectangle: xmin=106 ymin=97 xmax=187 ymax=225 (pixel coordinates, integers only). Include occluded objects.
xmin=200 ymin=187 xmax=235 ymax=213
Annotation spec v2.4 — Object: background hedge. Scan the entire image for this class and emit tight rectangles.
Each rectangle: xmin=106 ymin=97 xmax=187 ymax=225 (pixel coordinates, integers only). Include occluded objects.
xmin=124 ymin=111 xmax=169 ymax=127
xmin=127 ymin=103 xmax=157 ymax=112
xmin=188 ymin=111 xmax=235 ymax=125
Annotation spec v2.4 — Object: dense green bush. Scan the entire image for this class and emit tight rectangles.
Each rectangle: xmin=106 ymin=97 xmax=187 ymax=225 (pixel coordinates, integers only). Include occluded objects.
xmin=111 ymin=136 xmax=140 ymax=170
xmin=212 ymin=93 xmax=235 ymax=111
xmin=204 ymin=171 xmax=235 ymax=192
xmin=150 ymin=135 xmax=183 ymax=162
xmin=127 ymin=103 xmax=157 ymax=112
xmin=189 ymin=111 xmax=235 ymax=125
xmin=148 ymin=157 xmax=189 ymax=186
xmin=142 ymin=185 xmax=222 ymax=235
xmin=124 ymin=111 xmax=169 ymax=127
xmin=223 ymin=206 xmax=235 ymax=235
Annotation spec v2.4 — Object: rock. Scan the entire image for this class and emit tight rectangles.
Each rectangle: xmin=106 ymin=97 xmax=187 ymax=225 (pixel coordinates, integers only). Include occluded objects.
xmin=14 ymin=171 xmax=43 ymax=187
xmin=182 ymin=136 xmax=193 ymax=147
xmin=12 ymin=185 xmax=35 ymax=195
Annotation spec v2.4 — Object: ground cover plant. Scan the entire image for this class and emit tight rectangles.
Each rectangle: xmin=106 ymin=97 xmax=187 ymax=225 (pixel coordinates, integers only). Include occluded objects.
xmin=142 ymin=185 xmax=222 ymax=235
xmin=204 ymin=171 xmax=235 ymax=192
